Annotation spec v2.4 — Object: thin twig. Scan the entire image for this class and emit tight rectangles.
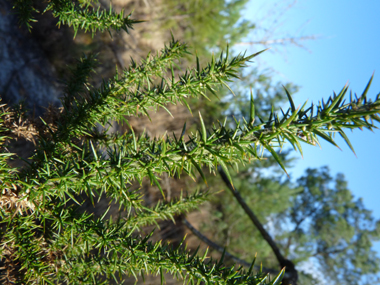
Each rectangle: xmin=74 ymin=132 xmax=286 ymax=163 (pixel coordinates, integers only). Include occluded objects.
xmin=235 ymin=35 xmax=319 ymax=48
xmin=183 ymin=218 xmax=278 ymax=275
xmin=218 ymin=167 xmax=298 ymax=285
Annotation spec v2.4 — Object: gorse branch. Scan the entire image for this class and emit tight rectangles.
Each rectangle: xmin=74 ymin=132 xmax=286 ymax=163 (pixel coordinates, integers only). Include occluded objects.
xmin=1 ymin=190 xmax=282 ymax=284
xmin=11 ymin=0 xmax=38 ymax=31
xmin=15 ymin=42 xmax=262 ymax=209
xmin=12 ymin=0 xmax=141 ymax=36
xmin=125 ymin=190 xmax=209 ymax=229
xmin=2 ymin=43 xmax=379 ymax=282
xmin=4 ymin=45 xmax=380 ymax=226
xmin=46 ymin=0 xmax=142 ymax=37
xmin=2 ymin=1 xmax=380 ymax=283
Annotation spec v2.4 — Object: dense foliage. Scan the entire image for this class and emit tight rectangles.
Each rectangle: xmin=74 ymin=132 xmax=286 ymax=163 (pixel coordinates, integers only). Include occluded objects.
xmin=1 ymin=1 xmax=380 ymax=284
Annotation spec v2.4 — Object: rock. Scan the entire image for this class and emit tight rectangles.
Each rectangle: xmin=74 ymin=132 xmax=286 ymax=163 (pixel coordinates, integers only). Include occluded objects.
xmin=0 ymin=0 xmax=62 ymax=117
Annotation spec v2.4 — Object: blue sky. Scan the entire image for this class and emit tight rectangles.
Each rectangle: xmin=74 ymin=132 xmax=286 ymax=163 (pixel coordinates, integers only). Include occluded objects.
xmin=238 ymin=0 xmax=380 ymax=252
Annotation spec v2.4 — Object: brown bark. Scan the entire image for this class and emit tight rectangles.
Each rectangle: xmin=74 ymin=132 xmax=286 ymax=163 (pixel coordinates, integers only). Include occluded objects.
xmin=218 ymin=167 xmax=298 ymax=285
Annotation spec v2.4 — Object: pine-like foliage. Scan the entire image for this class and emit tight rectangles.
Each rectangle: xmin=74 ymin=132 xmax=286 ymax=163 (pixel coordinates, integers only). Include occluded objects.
xmin=1 ymin=1 xmax=380 ymax=284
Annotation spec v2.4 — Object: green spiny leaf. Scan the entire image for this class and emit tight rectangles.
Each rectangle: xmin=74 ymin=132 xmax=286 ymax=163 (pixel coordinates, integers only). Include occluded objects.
xmin=220 ymin=80 xmax=235 ymax=96
xmin=218 ymin=158 xmax=234 ymax=189
xmin=89 ymin=140 xmax=99 ymax=162
xmin=262 ymin=141 xmax=288 ymax=176
xmin=324 ymin=83 xmax=348 ymax=114
xmin=148 ymin=169 xmax=165 ymax=199
xmin=199 ymin=111 xmax=207 ymax=144
xmin=271 ymin=268 xmax=285 ymax=285
xmin=283 ymin=85 xmax=296 ymax=113
xmin=361 ymin=73 xmax=374 ymax=102
xmin=250 ymin=88 xmax=255 ymax=125
xmin=337 ymin=126 xmax=356 ymax=156
xmin=190 ymin=157 xmax=207 ymax=186
xmin=312 ymin=128 xmax=341 ymax=150
xmin=181 ymin=98 xmax=193 ymax=116
xmin=181 ymin=122 xmax=187 ymax=140
xmin=243 ymin=48 xmax=268 ymax=62
xmin=280 ymin=106 xmax=300 ymax=128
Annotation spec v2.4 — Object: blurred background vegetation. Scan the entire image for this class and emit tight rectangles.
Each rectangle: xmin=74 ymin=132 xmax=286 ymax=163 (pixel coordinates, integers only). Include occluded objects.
xmin=4 ymin=0 xmax=380 ymax=284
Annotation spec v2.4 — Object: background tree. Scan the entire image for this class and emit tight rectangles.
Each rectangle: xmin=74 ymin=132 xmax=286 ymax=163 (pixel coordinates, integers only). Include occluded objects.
xmin=202 ymin=164 xmax=380 ymax=284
